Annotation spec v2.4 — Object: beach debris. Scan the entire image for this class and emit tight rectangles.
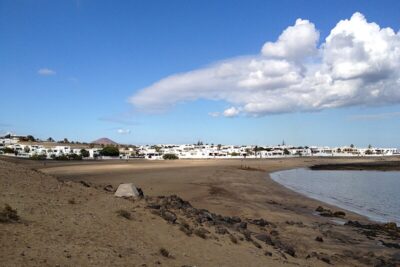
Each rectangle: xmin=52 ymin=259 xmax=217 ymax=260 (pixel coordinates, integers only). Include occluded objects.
xmin=0 ymin=204 xmax=20 ymax=223
xmin=114 ymin=183 xmax=141 ymax=198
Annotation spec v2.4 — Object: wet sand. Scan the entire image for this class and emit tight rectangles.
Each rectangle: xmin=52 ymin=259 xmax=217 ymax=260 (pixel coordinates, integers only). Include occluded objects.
xmin=1 ymin=156 xmax=400 ymax=266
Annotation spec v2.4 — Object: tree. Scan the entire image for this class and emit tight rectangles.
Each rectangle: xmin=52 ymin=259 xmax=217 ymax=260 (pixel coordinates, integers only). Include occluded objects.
xmin=80 ymin=149 xmax=90 ymax=158
xmin=368 ymin=144 xmax=372 ymax=149
xmin=163 ymin=153 xmax=178 ymax=160
xmin=283 ymin=148 xmax=290 ymax=155
xmin=254 ymin=146 xmax=258 ymax=156
xmin=63 ymin=138 xmax=69 ymax=143
xmin=100 ymin=146 xmax=120 ymax=157
xmin=26 ymin=135 xmax=35 ymax=142
xmin=2 ymin=147 xmax=15 ymax=154
xmin=24 ymin=146 xmax=30 ymax=153
xmin=47 ymin=137 xmax=55 ymax=142
xmin=350 ymin=144 xmax=354 ymax=148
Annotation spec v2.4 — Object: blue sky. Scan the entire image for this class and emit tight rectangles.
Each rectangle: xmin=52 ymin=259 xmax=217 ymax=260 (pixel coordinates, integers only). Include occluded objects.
xmin=1 ymin=0 xmax=400 ymax=147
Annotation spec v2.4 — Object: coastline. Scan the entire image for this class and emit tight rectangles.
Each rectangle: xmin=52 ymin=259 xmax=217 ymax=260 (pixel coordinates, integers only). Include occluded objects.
xmin=270 ymin=168 xmax=400 ymax=224
xmin=2 ymin=157 xmax=400 ymax=266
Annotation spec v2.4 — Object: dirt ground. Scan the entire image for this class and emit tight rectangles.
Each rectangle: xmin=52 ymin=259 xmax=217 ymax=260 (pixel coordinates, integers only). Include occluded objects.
xmin=1 ymin=156 xmax=400 ymax=266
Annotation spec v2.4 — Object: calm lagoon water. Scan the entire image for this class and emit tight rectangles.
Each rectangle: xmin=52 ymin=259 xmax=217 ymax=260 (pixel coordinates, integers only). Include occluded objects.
xmin=270 ymin=168 xmax=400 ymax=224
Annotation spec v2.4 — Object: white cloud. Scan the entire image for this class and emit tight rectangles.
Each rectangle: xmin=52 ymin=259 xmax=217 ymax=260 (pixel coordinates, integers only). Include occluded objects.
xmin=38 ymin=68 xmax=56 ymax=76
xmin=117 ymin=129 xmax=131 ymax=134
xmin=261 ymin=18 xmax=319 ymax=61
xmin=208 ymin=112 xmax=220 ymax=117
xmin=223 ymin=107 xmax=240 ymax=117
xmin=130 ymin=13 xmax=400 ymax=117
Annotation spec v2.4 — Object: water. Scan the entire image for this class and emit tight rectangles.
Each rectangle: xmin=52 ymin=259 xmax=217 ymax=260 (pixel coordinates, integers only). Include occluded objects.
xmin=270 ymin=168 xmax=400 ymax=224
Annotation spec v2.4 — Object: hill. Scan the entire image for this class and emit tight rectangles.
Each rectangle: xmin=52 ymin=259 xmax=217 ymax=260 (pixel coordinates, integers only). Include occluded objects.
xmin=91 ymin=138 xmax=118 ymax=145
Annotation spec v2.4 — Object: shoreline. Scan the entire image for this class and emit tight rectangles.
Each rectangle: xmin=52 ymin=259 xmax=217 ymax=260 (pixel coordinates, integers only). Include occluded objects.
xmin=269 ymin=168 xmax=400 ymax=225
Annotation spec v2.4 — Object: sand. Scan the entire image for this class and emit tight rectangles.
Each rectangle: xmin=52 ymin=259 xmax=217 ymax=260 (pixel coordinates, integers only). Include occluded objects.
xmin=1 ymin=156 xmax=400 ymax=266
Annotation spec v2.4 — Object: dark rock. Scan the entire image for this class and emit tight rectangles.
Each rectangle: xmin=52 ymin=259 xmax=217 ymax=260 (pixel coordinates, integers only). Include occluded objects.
xmin=316 ymin=206 xmax=325 ymax=212
xmin=80 ymin=181 xmax=91 ymax=187
xmin=241 ymin=229 xmax=252 ymax=241
xmin=147 ymin=203 xmax=161 ymax=210
xmin=251 ymin=240 xmax=262 ymax=249
xmin=264 ymin=251 xmax=272 ymax=256
xmin=238 ymin=222 xmax=247 ymax=229
xmin=320 ymin=256 xmax=330 ymax=264
xmin=333 ymin=211 xmax=346 ymax=218
xmin=315 ymin=236 xmax=324 ymax=242
xmin=275 ymin=241 xmax=296 ymax=257
xmin=215 ymin=226 xmax=229 ymax=235
xmin=384 ymin=222 xmax=398 ymax=231
xmin=249 ymin=218 xmax=269 ymax=227
xmin=231 ymin=216 xmax=241 ymax=223
xmin=137 ymin=187 xmax=144 ymax=198
xmin=161 ymin=210 xmax=177 ymax=224
xmin=320 ymin=211 xmax=334 ymax=217
xmin=380 ymin=240 xmax=400 ymax=249
xmin=270 ymin=230 xmax=279 ymax=236
xmin=255 ymin=233 xmax=274 ymax=246
xmin=194 ymin=228 xmax=208 ymax=239
xmin=179 ymin=225 xmax=192 ymax=236
xmin=103 ymin=184 xmax=114 ymax=192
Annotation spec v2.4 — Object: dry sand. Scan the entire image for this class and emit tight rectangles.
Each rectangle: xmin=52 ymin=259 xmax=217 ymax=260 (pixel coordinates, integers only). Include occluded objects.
xmin=1 ymin=156 xmax=400 ymax=266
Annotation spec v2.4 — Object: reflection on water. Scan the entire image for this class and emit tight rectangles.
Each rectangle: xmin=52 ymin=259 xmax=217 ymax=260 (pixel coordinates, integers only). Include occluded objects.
xmin=270 ymin=168 xmax=400 ymax=224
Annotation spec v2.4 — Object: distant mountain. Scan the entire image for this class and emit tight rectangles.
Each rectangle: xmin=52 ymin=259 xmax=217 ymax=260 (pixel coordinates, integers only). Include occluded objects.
xmin=92 ymin=138 xmax=118 ymax=145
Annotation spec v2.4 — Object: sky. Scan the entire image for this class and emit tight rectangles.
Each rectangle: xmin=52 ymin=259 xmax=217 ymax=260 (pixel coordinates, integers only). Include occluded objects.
xmin=1 ymin=0 xmax=400 ymax=147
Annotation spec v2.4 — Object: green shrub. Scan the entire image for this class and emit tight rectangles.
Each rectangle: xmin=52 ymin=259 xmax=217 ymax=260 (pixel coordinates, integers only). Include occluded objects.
xmin=67 ymin=153 xmax=82 ymax=160
xmin=100 ymin=146 xmax=120 ymax=157
xmin=54 ymin=155 xmax=69 ymax=160
xmin=80 ymin=149 xmax=90 ymax=158
xmin=163 ymin=153 xmax=179 ymax=160
xmin=30 ymin=154 xmax=47 ymax=160
xmin=2 ymin=147 xmax=15 ymax=154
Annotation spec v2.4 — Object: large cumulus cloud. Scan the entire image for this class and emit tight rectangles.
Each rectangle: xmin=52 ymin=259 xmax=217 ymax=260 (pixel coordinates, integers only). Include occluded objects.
xmin=130 ymin=13 xmax=400 ymax=117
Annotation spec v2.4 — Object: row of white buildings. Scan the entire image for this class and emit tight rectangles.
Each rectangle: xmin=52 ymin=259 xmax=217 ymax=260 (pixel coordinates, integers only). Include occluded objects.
xmin=0 ymin=135 xmax=398 ymax=160
xmin=131 ymin=144 xmax=399 ymax=160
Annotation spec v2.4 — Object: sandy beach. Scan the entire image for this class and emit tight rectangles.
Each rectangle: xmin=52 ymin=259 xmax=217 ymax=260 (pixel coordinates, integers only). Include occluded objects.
xmin=1 ymin=156 xmax=400 ymax=266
